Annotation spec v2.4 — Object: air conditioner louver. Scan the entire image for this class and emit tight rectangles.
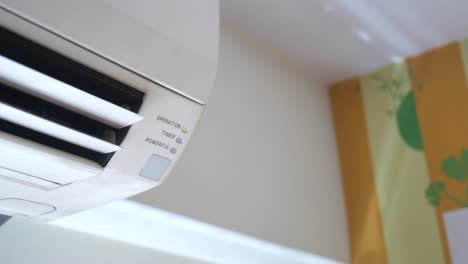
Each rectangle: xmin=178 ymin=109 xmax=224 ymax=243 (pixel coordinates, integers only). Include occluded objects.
xmin=0 ymin=55 xmax=143 ymax=128
xmin=0 ymin=26 xmax=145 ymax=167
xmin=0 ymin=102 xmax=121 ymax=154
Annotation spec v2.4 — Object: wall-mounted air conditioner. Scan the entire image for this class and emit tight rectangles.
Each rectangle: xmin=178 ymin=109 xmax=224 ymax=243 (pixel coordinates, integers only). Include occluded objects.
xmin=0 ymin=0 xmax=219 ymax=220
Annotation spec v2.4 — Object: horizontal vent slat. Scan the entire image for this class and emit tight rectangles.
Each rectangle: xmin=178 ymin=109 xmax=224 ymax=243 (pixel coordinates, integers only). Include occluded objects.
xmin=0 ymin=55 xmax=143 ymax=128
xmin=0 ymin=102 xmax=121 ymax=154
xmin=0 ymin=26 xmax=144 ymax=166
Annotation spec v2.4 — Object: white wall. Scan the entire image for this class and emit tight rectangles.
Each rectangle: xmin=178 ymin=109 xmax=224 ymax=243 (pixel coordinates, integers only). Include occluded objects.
xmin=132 ymin=25 xmax=349 ymax=262
xmin=0 ymin=218 xmax=208 ymax=264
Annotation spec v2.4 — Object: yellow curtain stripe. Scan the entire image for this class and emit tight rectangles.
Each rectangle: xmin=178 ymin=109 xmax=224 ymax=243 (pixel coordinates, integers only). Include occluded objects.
xmin=330 ymin=78 xmax=388 ymax=264
xmin=407 ymin=42 xmax=468 ymax=264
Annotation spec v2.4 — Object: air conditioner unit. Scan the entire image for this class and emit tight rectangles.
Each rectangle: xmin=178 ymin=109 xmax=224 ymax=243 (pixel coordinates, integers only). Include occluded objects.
xmin=0 ymin=0 xmax=219 ymax=220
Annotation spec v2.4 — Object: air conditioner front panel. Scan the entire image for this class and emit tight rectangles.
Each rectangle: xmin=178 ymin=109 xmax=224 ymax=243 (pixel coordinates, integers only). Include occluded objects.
xmin=0 ymin=3 xmax=211 ymax=220
xmin=3 ymin=82 xmax=204 ymax=221
xmin=0 ymin=58 xmax=203 ymax=220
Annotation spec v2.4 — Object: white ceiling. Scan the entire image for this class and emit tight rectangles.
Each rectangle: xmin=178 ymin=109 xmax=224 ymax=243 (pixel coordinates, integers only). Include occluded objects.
xmin=221 ymin=0 xmax=468 ymax=85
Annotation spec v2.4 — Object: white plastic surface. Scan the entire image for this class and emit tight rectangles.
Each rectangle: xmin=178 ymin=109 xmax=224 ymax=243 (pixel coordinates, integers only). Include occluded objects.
xmin=0 ymin=198 xmax=55 ymax=217
xmin=0 ymin=55 xmax=143 ymax=128
xmin=0 ymin=167 xmax=60 ymax=189
xmin=0 ymin=131 xmax=102 ymax=185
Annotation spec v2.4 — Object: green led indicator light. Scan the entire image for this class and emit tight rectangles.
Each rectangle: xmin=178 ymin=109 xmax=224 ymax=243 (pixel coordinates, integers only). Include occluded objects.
xmin=181 ymin=127 xmax=188 ymax=134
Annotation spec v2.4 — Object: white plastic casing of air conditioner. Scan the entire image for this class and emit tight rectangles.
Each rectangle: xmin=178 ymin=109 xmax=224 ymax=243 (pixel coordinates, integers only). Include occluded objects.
xmin=0 ymin=0 xmax=219 ymax=220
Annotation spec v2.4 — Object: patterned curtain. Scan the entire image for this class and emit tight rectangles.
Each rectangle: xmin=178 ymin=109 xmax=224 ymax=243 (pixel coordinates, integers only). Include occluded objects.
xmin=330 ymin=40 xmax=468 ymax=264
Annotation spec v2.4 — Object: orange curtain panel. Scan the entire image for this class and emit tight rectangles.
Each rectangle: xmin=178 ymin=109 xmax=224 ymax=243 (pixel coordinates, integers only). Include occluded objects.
xmin=330 ymin=39 xmax=468 ymax=264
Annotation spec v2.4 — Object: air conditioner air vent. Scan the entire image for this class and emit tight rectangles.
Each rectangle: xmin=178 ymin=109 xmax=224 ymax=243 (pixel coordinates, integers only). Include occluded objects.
xmin=0 ymin=26 xmax=145 ymax=166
